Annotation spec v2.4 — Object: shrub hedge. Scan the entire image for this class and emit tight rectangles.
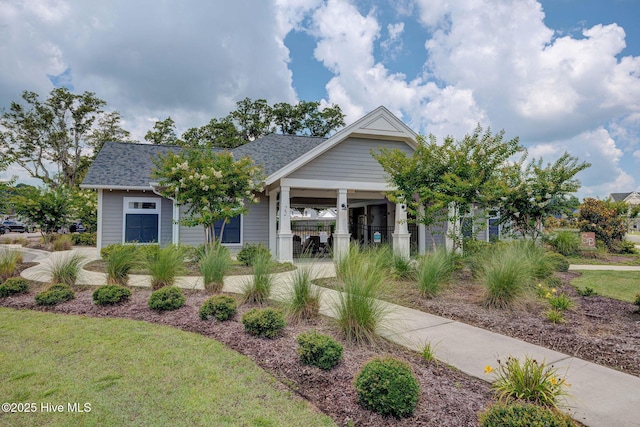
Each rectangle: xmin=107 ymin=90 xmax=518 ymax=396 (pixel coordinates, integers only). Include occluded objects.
xmin=0 ymin=277 xmax=29 ymax=298
xmin=93 ymin=284 xmax=132 ymax=306
xmin=478 ymin=402 xmax=575 ymax=427
xmin=242 ymin=307 xmax=285 ymax=339
xmin=148 ymin=286 xmax=185 ymax=311
xmin=35 ymin=284 xmax=75 ymax=306
xmin=199 ymin=295 xmax=237 ymax=321
xmin=296 ymin=331 xmax=343 ymax=370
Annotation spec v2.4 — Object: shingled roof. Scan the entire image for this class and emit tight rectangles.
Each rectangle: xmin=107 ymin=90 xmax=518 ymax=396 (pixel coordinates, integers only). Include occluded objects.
xmin=81 ymin=134 xmax=326 ymax=189
xmin=610 ymin=192 xmax=633 ymax=202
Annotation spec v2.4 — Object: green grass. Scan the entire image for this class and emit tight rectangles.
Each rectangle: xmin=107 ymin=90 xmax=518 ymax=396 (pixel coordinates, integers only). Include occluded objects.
xmin=0 ymin=308 xmax=335 ymax=427
xmin=565 ymin=254 xmax=640 ymax=266
xmin=571 ymin=271 xmax=640 ymax=303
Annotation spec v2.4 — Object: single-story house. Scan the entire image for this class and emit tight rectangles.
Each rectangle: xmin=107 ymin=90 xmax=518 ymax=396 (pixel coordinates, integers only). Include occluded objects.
xmin=81 ymin=106 xmax=465 ymax=262
xmin=609 ymin=191 xmax=640 ymax=231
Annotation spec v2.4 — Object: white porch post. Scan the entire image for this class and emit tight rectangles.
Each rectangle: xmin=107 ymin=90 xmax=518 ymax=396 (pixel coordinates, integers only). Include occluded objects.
xmin=333 ymin=188 xmax=350 ymax=260
xmin=392 ymin=202 xmax=410 ymax=260
xmin=418 ymin=204 xmax=426 ymax=255
xmin=269 ymin=189 xmax=278 ymax=259
xmin=171 ymin=198 xmax=180 ymax=245
xmin=445 ymin=202 xmax=459 ymax=252
xmin=96 ymin=189 xmax=103 ymax=258
xmin=277 ymin=186 xmax=293 ymax=263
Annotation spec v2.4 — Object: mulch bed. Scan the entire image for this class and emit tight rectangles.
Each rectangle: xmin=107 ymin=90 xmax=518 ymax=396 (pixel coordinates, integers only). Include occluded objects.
xmin=1 ymin=280 xmax=496 ymax=427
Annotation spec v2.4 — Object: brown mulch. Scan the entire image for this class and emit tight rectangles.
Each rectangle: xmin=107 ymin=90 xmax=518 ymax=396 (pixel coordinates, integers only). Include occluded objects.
xmin=0 ymin=280 xmax=495 ymax=427
xmin=396 ymin=270 xmax=640 ymax=378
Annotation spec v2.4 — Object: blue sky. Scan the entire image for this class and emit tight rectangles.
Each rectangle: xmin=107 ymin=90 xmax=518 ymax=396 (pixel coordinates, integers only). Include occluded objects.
xmin=1 ymin=0 xmax=639 ymax=198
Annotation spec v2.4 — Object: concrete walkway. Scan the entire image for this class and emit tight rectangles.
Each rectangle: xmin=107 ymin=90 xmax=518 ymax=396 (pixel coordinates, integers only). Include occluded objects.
xmin=9 ymin=245 xmax=640 ymax=427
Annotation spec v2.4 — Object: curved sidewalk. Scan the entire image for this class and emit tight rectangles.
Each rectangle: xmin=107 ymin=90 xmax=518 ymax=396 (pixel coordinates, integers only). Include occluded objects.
xmin=11 ymin=245 xmax=640 ymax=427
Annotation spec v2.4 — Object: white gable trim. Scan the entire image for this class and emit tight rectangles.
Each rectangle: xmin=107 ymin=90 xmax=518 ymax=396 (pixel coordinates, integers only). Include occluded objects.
xmin=266 ymin=106 xmax=418 ymax=185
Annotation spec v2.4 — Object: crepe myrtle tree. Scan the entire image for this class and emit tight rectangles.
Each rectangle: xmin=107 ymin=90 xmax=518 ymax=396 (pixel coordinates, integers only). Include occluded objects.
xmin=374 ymin=126 xmax=523 ymax=252
xmin=152 ymin=147 xmax=265 ymax=246
xmin=497 ymin=153 xmax=590 ymax=240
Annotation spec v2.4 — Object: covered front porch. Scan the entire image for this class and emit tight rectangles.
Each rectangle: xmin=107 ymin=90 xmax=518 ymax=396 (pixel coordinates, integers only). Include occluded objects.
xmin=267 ymin=179 xmax=426 ymax=263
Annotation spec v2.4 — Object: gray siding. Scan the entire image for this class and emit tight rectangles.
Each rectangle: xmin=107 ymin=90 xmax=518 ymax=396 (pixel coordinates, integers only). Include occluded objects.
xmin=100 ymin=190 xmax=171 ymax=248
xmin=424 ymin=221 xmax=447 ymax=250
xmin=178 ymin=205 xmax=206 ymax=246
xmin=289 ymin=137 xmax=414 ymax=182
xmin=243 ymin=197 xmax=269 ymax=244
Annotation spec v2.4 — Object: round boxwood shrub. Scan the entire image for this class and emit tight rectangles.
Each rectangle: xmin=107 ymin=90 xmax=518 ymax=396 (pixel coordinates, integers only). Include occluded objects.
xmin=148 ymin=286 xmax=185 ymax=311
xmin=241 ymin=307 xmax=285 ymax=339
xmin=0 ymin=277 xmax=29 ymax=298
xmin=237 ymin=243 xmax=271 ymax=266
xmin=199 ymin=295 xmax=237 ymax=321
xmin=354 ymin=357 xmax=420 ymax=418
xmin=35 ymin=284 xmax=75 ymax=306
xmin=296 ymin=331 xmax=343 ymax=370
xmin=479 ymin=402 xmax=576 ymax=427
xmin=93 ymin=284 xmax=132 ymax=306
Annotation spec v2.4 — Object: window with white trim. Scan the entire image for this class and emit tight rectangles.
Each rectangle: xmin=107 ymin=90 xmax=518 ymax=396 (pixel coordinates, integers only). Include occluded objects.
xmin=123 ymin=197 xmax=161 ymax=243
xmin=214 ymin=215 xmax=242 ymax=244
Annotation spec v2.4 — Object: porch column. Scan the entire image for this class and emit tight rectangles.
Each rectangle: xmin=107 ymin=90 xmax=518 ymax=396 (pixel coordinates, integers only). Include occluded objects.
xmin=96 ymin=189 xmax=103 ymax=257
xmin=269 ymin=189 xmax=277 ymax=259
xmin=392 ymin=202 xmax=410 ymax=260
xmin=171 ymin=198 xmax=180 ymax=245
xmin=418 ymin=204 xmax=426 ymax=255
xmin=277 ymin=186 xmax=293 ymax=263
xmin=333 ymin=188 xmax=350 ymax=260
xmin=444 ymin=202 xmax=457 ymax=252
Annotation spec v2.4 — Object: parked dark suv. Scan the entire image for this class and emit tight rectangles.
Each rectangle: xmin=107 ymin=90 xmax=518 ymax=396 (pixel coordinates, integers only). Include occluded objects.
xmin=2 ymin=220 xmax=26 ymax=233
xmin=0 ymin=224 xmax=5 ymax=234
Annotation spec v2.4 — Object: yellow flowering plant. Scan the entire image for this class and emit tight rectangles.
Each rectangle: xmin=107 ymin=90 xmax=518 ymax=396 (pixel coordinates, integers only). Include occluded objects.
xmin=486 ymin=356 xmax=569 ymax=408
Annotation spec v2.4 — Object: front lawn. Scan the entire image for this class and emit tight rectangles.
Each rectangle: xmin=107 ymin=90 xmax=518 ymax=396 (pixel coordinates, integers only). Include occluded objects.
xmin=570 ymin=270 xmax=640 ymax=303
xmin=0 ymin=308 xmax=334 ymax=427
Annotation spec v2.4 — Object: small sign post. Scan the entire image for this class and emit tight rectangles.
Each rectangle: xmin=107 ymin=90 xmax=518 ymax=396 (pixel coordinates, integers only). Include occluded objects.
xmin=373 ymin=231 xmax=381 ymax=244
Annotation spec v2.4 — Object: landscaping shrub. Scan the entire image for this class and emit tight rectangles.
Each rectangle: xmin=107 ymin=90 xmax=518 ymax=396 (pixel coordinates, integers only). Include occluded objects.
xmin=0 ymin=249 xmax=22 ymax=281
xmin=71 ymin=232 xmax=97 ymax=246
xmin=354 ymin=357 xmax=420 ymax=418
xmin=35 ymin=283 xmax=75 ymax=306
xmin=146 ymin=245 xmax=186 ymax=290
xmin=415 ymin=249 xmax=456 ymax=298
xmin=546 ymin=308 xmax=565 ymax=324
xmin=576 ymin=287 xmax=597 ymax=297
xmin=285 ymin=264 xmax=320 ymax=322
xmin=199 ymin=295 xmax=237 ymax=321
xmin=296 ymin=331 xmax=343 ymax=370
xmin=199 ymin=243 xmax=231 ymax=293
xmin=608 ymin=239 xmax=637 ymax=254
xmin=237 ymin=242 xmax=271 ymax=266
xmin=106 ymin=244 xmax=139 ymax=285
xmin=546 ymin=252 xmax=569 ymax=272
xmin=49 ymin=253 xmax=86 ymax=286
xmin=634 ymin=293 xmax=640 ymax=312
xmin=392 ymin=254 xmax=415 ymax=279
xmin=242 ymin=252 xmax=274 ymax=304
xmin=0 ymin=277 xmax=29 ymax=297
xmin=487 ymin=356 xmax=569 ymax=407
xmin=548 ymin=293 xmax=574 ymax=311
xmin=578 ymin=198 xmax=626 ymax=251
xmin=242 ymin=307 xmax=285 ymax=339
xmin=148 ymin=286 xmax=185 ymax=311
xmin=546 ymin=230 xmax=579 ymax=256
xmin=92 ymin=284 xmax=132 ymax=306
xmin=478 ymin=402 xmax=576 ymax=427
xmin=333 ymin=244 xmax=388 ymax=343
xmin=462 ymin=238 xmax=492 ymax=257
xmin=52 ymin=234 xmax=72 ymax=251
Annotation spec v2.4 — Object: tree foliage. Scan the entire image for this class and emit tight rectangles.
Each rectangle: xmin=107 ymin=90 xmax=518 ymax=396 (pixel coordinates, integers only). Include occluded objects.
xmin=374 ymin=126 xmax=523 ymax=252
xmin=151 ymin=148 xmax=265 ymax=245
xmin=0 ymin=88 xmax=129 ymax=188
xmin=174 ymin=98 xmax=345 ymax=149
xmin=578 ymin=198 xmax=627 ymax=249
xmin=497 ymin=153 xmax=590 ymax=240
xmin=144 ymin=116 xmax=179 ymax=145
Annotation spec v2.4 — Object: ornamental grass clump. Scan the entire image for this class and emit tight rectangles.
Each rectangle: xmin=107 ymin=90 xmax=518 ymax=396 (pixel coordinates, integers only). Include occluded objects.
xmin=333 ymin=244 xmax=388 ymax=344
xmin=486 ymin=356 xmax=569 ymax=408
xmin=0 ymin=249 xmax=22 ymax=281
xmin=49 ymin=253 xmax=86 ymax=286
xmin=354 ymin=357 xmax=420 ymax=418
xmin=242 ymin=252 xmax=274 ymax=304
xmin=546 ymin=230 xmax=580 ymax=257
xmin=285 ymin=264 xmax=320 ymax=322
xmin=106 ymin=244 xmax=139 ymax=285
xmin=479 ymin=246 xmax=532 ymax=309
xmin=415 ymin=249 xmax=456 ymax=298
xmin=199 ymin=242 xmax=232 ymax=293
xmin=296 ymin=331 xmax=343 ymax=370
xmin=92 ymin=284 xmax=132 ymax=306
xmin=146 ymin=245 xmax=186 ymax=290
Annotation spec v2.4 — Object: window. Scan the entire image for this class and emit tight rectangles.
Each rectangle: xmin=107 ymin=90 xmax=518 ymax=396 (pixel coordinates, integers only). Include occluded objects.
xmin=123 ymin=197 xmax=161 ymax=243
xmin=214 ymin=215 xmax=241 ymax=244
